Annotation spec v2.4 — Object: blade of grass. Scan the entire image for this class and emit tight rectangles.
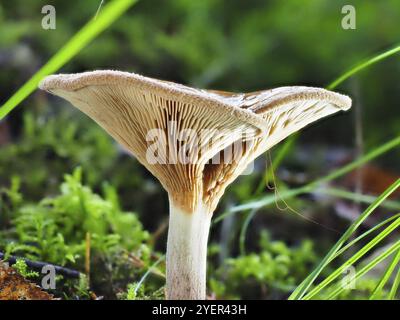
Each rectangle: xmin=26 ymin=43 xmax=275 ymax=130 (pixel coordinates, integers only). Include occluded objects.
xmin=0 ymin=0 xmax=138 ymax=120
xmin=289 ymin=178 xmax=400 ymax=300
xmin=302 ymin=216 xmax=400 ymax=300
xmin=239 ymin=208 xmax=257 ymax=255
xmin=315 ymin=187 xmax=400 ymax=211
xmin=213 ymin=187 xmax=304 ymax=224
xmin=326 ymin=240 xmax=400 ymax=300
xmin=134 ymin=254 xmax=165 ymax=296
xmin=332 ymin=213 xmax=400 ymax=262
xmin=369 ymin=248 xmax=400 ymax=299
xmin=327 ymin=44 xmax=400 ymax=90
xmin=388 ymin=261 xmax=400 ymax=299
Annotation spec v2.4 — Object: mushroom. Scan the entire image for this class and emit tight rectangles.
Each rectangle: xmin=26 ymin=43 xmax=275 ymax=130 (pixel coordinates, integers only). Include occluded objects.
xmin=39 ymin=70 xmax=351 ymax=300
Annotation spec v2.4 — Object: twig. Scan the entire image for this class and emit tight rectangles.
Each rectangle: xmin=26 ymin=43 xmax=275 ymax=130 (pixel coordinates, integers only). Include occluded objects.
xmin=351 ymin=78 xmax=364 ymax=208
xmin=0 ymin=252 xmax=81 ymax=279
xmin=85 ymin=232 xmax=91 ymax=284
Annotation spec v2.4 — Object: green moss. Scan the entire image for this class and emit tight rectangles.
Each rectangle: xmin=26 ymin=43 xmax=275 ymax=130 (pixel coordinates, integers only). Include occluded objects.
xmin=209 ymin=231 xmax=317 ymax=299
xmin=0 ymin=167 xmax=162 ymax=299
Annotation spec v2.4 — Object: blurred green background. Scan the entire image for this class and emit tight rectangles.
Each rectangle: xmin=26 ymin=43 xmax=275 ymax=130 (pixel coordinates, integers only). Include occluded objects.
xmin=0 ymin=0 xmax=399 ymax=299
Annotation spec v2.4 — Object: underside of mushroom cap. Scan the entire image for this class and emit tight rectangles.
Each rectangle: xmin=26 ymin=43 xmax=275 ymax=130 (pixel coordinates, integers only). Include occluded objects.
xmin=40 ymin=70 xmax=351 ymax=213
xmin=39 ymin=70 xmax=269 ymax=132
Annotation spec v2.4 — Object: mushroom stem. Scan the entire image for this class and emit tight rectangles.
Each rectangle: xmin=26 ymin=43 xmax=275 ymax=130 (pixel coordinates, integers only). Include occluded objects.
xmin=166 ymin=200 xmax=212 ymax=300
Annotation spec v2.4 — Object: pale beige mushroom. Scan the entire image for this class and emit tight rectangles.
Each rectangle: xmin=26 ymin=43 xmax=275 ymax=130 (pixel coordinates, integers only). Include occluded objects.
xmin=39 ymin=70 xmax=351 ymax=300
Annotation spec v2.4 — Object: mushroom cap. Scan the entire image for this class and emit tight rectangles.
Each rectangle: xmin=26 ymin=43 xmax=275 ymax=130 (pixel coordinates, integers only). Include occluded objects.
xmin=40 ymin=70 xmax=351 ymax=212
xmin=40 ymin=70 xmax=268 ymax=132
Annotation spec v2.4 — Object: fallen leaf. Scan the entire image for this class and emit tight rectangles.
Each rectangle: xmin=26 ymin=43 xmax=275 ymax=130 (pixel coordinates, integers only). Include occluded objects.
xmin=0 ymin=260 xmax=54 ymax=300
xmin=342 ymin=165 xmax=400 ymax=199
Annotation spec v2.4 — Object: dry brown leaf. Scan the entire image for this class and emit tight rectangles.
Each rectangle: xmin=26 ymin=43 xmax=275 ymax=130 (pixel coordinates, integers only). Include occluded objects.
xmin=343 ymin=164 xmax=400 ymax=199
xmin=0 ymin=260 xmax=54 ymax=300
xmin=0 ymin=121 xmax=10 ymax=146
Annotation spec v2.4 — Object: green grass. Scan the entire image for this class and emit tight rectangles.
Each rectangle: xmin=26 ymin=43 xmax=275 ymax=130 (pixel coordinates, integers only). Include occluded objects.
xmin=303 ymin=216 xmax=400 ymax=299
xmin=133 ymin=254 xmax=165 ymax=297
xmin=331 ymin=213 xmax=400 ymax=262
xmin=326 ymin=240 xmax=400 ymax=300
xmin=316 ymin=188 xmax=400 ymax=211
xmin=389 ymin=260 xmax=400 ymax=299
xmin=0 ymin=0 xmax=138 ymax=120
xmin=370 ymin=247 xmax=400 ymax=299
xmin=290 ymin=178 xmax=400 ymax=300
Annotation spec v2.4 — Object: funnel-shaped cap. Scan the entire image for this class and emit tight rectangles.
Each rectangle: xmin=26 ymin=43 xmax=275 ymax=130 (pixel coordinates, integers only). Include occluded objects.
xmin=40 ymin=70 xmax=351 ymax=212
